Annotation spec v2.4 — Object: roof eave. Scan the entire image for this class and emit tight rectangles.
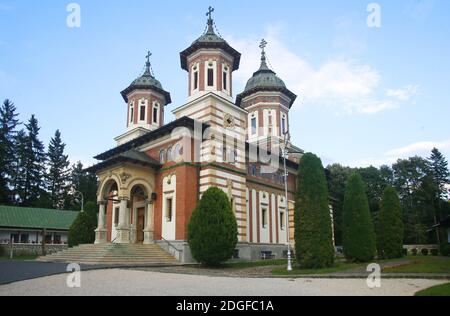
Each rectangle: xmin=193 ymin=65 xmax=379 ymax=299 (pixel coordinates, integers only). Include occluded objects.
xmin=180 ymin=42 xmax=241 ymax=72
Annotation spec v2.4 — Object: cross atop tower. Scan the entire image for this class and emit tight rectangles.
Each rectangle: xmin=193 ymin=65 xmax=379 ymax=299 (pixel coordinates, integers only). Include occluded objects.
xmin=144 ymin=51 xmax=153 ymax=76
xmin=146 ymin=51 xmax=152 ymax=64
xmin=206 ymin=6 xmax=214 ymax=21
xmin=259 ymin=39 xmax=268 ymax=52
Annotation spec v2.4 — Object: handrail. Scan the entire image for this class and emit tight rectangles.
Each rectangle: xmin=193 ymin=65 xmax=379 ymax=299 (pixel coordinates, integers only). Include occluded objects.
xmin=153 ymin=233 xmax=183 ymax=258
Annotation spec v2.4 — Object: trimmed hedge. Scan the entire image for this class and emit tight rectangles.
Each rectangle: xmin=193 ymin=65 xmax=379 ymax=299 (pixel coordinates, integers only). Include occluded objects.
xmin=68 ymin=202 xmax=97 ymax=248
xmin=343 ymin=173 xmax=377 ymax=263
xmin=377 ymin=187 xmax=404 ymax=259
xmin=294 ymin=153 xmax=335 ymax=269
xmin=440 ymin=243 xmax=450 ymax=257
xmin=188 ymin=187 xmax=238 ymax=266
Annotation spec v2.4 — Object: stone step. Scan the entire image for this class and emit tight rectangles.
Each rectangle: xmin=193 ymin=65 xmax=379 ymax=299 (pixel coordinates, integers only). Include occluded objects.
xmin=37 ymin=243 xmax=178 ymax=265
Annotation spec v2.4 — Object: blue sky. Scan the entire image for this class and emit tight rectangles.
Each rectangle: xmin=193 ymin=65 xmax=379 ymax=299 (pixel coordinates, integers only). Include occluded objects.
xmin=1 ymin=0 xmax=449 ymax=168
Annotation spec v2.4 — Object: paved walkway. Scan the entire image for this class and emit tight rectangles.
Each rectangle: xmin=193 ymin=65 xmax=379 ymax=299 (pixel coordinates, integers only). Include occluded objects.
xmin=0 ymin=269 xmax=446 ymax=296
xmin=0 ymin=261 xmax=116 ymax=285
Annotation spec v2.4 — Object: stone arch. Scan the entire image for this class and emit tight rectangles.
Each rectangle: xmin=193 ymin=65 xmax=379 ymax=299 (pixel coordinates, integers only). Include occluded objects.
xmin=98 ymin=176 xmax=121 ymax=202
xmin=127 ymin=178 xmax=154 ymax=199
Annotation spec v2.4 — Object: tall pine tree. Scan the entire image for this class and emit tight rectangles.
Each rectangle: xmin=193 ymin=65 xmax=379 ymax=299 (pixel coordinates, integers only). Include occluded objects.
xmin=19 ymin=115 xmax=47 ymax=206
xmin=428 ymin=148 xmax=450 ymax=200
xmin=0 ymin=99 xmax=19 ymax=204
xmin=46 ymin=130 xmax=70 ymax=209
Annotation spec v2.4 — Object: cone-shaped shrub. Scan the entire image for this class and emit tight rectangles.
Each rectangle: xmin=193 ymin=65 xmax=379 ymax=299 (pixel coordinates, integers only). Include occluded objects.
xmin=377 ymin=187 xmax=404 ymax=259
xmin=188 ymin=187 xmax=238 ymax=266
xmin=295 ymin=153 xmax=335 ymax=268
xmin=343 ymin=173 xmax=377 ymax=262
xmin=68 ymin=202 xmax=97 ymax=247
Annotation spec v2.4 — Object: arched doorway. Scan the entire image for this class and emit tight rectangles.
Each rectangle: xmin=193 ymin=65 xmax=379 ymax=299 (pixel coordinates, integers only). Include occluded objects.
xmin=130 ymin=185 xmax=148 ymax=244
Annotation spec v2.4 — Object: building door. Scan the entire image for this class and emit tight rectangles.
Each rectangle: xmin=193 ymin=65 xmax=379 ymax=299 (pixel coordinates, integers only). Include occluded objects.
xmin=136 ymin=208 xmax=145 ymax=244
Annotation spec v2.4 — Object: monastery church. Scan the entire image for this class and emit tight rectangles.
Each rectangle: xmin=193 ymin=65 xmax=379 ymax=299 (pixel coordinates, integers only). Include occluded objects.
xmin=86 ymin=8 xmax=303 ymax=262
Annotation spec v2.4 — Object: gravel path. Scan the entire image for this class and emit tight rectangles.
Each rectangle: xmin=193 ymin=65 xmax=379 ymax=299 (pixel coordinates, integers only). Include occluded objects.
xmin=0 ymin=269 xmax=445 ymax=296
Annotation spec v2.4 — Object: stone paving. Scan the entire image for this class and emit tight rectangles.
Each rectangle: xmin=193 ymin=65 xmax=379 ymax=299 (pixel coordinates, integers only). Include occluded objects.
xmin=0 ymin=269 xmax=446 ymax=296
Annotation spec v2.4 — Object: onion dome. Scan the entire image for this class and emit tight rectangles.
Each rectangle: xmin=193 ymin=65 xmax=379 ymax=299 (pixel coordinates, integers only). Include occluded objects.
xmin=236 ymin=40 xmax=297 ymax=108
xmin=180 ymin=7 xmax=241 ymax=71
xmin=121 ymin=52 xmax=172 ymax=105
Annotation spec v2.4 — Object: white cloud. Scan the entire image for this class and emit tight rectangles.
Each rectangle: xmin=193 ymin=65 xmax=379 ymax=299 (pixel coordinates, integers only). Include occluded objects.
xmin=349 ymin=140 xmax=450 ymax=168
xmin=229 ymin=25 xmax=417 ymax=115
xmin=385 ymin=140 xmax=450 ymax=157
xmin=386 ymin=85 xmax=419 ymax=101
xmin=0 ymin=3 xmax=13 ymax=11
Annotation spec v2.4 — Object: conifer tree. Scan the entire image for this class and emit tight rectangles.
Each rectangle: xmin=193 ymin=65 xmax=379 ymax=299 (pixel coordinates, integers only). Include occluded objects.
xmin=0 ymin=99 xmax=19 ymax=203
xmin=343 ymin=173 xmax=377 ymax=262
xmin=47 ymin=130 xmax=70 ymax=209
xmin=20 ymin=115 xmax=46 ymax=206
xmin=377 ymin=187 xmax=404 ymax=259
xmin=188 ymin=187 xmax=238 ymax=266
xmin=295 ymin=153 xmax=335 ymax=268
xmin=428 ymin=148 xmax=450 ymax=200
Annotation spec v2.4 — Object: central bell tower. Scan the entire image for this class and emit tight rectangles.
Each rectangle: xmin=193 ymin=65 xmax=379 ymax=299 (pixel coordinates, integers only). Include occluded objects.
xmin=179 ymin=7 xmax=241 ymax=103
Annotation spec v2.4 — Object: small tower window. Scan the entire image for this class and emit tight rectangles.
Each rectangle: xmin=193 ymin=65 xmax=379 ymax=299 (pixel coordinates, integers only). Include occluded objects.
xmin=280 ymin=211 xmax=285 ymax=230
xmin=262 ymin=207 xmax=268 ymax=229
xmin=281 ymin=116 xmax=287 ymax=135
xmin=159 ymin=150 xmax=166 ymax=164
xmin=153 ymin=104 xmax=159 ymax=124
xmin=207 ymin=68 xmax=214 ymax=87
xmin=194 ymin=70 xmax=199 ymax=90
xmin=251 ymin=116 xmax=257 ymax=135
xmin=130 ymin=103 xmax=134 ymax=124
xmin=140 ymin=104 xmax=146 ymax=121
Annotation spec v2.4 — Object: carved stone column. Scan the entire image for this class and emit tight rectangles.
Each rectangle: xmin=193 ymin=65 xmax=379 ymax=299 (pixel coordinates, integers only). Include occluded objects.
xmin=116 ymin=197 xmax=131 ymax=244
xmin=95 ymin=201 xmax=107 ymax=244
xmin=143 ymin=201 xmax=154 ymax=244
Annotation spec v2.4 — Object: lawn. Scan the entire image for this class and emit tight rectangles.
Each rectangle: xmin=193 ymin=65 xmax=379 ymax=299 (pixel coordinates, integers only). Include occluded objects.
xmin=383 ymin=256 xmax=450 ymax=274
xmin=415 ymin=283 xmax=450 ymax=296
xmin=272 ymin=261 xmax=363 ymax=276
xmin=271 ymin=256 xmax=450 ymax=276
xmin=223 ymin=259 xmax=287 ymax=269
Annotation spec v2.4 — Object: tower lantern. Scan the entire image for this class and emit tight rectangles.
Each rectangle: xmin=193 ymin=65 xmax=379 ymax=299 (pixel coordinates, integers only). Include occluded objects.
xmin=179 ymin=7 xmax=241 ymax=102
xmin=117 ymin=52 xmax=172 ymax=145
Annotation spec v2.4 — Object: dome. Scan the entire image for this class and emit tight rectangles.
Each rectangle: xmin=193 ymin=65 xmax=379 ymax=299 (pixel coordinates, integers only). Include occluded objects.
xmin=236 ymin=41 xmax=297 ymax=108
xmin=244 ymin=68 xmax=287 ymax=92
xmin=180 ymin=11 xmax=241 ymax=71
xmin=121 ymin=56 xmax=171 ymax=105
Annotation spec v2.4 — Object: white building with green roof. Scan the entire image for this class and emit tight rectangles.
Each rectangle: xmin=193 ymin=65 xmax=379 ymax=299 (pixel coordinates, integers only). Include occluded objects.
xmin=0 ymin=206 xmax=78 ymax=246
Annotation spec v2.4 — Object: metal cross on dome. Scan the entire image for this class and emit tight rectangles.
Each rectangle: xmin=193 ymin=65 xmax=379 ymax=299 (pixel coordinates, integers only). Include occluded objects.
xmin=206 ymin=6 xmax=214 ymax=20
xmin=146 ymin=51 xmax=152 ymax=63
xmin=259 ymin=39 xmax=268 ymax=52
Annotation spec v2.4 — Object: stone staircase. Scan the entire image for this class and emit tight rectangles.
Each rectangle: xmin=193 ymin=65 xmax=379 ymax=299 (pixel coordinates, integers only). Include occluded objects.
xmin=37 ymin=243 xmax=179 ymax=266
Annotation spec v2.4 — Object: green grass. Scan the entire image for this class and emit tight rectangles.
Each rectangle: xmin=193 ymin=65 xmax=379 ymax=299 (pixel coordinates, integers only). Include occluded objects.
xmin=221 ymin=259 xmax=287 ymax=269
xmin=415 ymin=283 xmax=450 ymax=296
xmin=272 ymin=261 xmax=363 ymax=275
xmin=383 ymin=256 xmax=450 ymax=274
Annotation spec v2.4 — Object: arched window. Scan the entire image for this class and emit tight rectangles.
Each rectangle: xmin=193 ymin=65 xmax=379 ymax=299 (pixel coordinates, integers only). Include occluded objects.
xmin=167 ymin=147 xmax=173 ymax=161
xmin=159 ymin=150 xmax=166 ymax=164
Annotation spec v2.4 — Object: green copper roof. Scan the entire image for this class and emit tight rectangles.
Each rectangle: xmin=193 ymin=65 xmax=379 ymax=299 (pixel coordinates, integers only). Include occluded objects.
xmin=236 ymin=40 xmax=297 ymax=108
xmin=180 ymin=9 xmax=241 ymax=71
xmin=121 ymin=53 xmax=172 ymax=105
xmin=0 ymin=206 xmax=79 ymax=230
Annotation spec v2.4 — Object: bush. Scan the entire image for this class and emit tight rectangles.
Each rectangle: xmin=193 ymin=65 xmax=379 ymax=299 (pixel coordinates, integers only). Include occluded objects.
xmin=68 ymin=201 xmax=98 ymax=248
xmin=188 ymin=187 xmax=238 ymax=266
xmin=421 ymin=249 xmax=429 ymax=256
xmin=412 ymin=248 xmax=418 ymax=256
xmin=430 ymin=249 xmax=439 ymax=256
xmin=376 ymin=187 xmax=404 ymax=259
xmin=440 ymin=243 xmax=450 ymax=257
xmin=403 ymin=248 xmax=408 ymax=256
xmin=294 ymin=153 xmax=335 ymax=269
xmin=0 ymin=246 xmax=4 ymax=257
xmin=343 ymin=173 xmax=377 ymax=263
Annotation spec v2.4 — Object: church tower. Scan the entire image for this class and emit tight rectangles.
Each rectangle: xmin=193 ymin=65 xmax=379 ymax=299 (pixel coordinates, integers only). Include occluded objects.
xmin=116 ymin=52 xmax=172 ymax=145
xmin=174 ymin=8 xmax=249 ymax=243
xmin=236 ymin=40 xmax=297 ymax=147
xmin=179 ymin=7 xmax=241 ymax=103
